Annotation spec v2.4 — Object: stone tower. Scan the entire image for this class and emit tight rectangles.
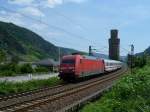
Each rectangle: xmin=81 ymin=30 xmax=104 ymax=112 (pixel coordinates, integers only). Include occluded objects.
xmin=109 ymin=29 xmax=120 ymax=60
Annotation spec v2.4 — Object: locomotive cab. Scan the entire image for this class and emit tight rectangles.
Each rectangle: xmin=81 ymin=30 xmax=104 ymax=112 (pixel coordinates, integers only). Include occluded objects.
xmin=59 ymin=55 xmax=78 ymax=80
xmin=60 ymin=59 xmax=75 ymax=73
xmin=59 ymin=55 xmax=105 ymax=81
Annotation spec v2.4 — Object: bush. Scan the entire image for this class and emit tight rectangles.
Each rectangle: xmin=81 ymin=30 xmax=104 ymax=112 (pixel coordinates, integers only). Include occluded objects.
xmin=0 ymin=70 xmax=14 ymax=77
xmin=34 ymin=66 xmax=49 ymax=73
xmin=0 ymin=77 xmax=62 ymax=95
xmin=20 ymin=64 xmax=33 ymax=74
xmin=0 ymin=64 xmax=17 ymax=76
xmin=81 ymin=66 xmax=150 ymax=112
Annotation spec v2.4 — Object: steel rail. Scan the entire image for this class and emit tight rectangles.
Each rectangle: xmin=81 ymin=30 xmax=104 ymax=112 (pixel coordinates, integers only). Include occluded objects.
xmin=1 ymin=66 xmax=127 ymax=112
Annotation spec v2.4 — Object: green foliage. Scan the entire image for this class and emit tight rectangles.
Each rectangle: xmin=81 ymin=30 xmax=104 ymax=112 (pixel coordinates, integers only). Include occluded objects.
xmin=20 ymin=64 xmax=33 ymax=74
xmin=0 ymin=63 xmax=33 ymax=76
xmin=0 ymin=49 xmax=6 ymax=63
xmin=0 ymin=77 xmax=62 ymax=95
xmin=81 ymin=66 xmax=150 ymax=112
xmin=0 ymin=21 xmax=80 ymax=61
xmin=0 ymin=63 xmax=53 ymax=77
xmin=127 ymin=54 xmax=147 ymax=68
xmin=0 ymin=71 xmax=14 ymax=77
xmin=0 ymin=63 xmax=16 ymax=76
xmin=11 ymin=55 xmax=20 ymax=64
xmin=34 ymin=66 xmax=49 ymax=73
xmin=134 ymin=55 xmax=147 ymax=68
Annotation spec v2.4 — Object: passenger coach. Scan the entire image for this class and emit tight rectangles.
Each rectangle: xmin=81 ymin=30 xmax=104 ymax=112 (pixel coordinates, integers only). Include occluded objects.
xmin=104 ymin=59 xmax=122 ymax=72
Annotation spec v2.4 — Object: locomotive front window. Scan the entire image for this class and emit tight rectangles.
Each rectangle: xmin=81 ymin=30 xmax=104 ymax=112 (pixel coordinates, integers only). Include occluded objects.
xmin=62 ymin=59 xmax=75 ymax=64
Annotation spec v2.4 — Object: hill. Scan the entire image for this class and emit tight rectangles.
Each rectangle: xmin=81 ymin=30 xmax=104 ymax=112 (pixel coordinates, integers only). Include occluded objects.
xmin=136 ymin=46 xmax=150 ymax=56
xmin=144 ymin=46 xmax=150 ymax=55
xmin=0 ymin=21 xmax=79 ymax=61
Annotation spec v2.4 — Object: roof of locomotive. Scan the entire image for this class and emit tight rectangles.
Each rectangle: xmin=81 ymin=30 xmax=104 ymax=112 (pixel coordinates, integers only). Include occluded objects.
xmin=62 ymin=54 xmax=101 ymax=61
xmin=82 ymin=55 xmax=101 ymax=60
xmin=62 ymin=55 xmax=79 ymax=59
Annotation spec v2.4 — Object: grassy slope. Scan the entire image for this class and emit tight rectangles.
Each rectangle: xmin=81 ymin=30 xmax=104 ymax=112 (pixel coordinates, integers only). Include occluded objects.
xmin=0 ymin=77 xmax=62 ymax=95
xmin=0 ymin=21 xmax=79 ymax=61
xmin=81 ymin=66 xmax=150 ymax=112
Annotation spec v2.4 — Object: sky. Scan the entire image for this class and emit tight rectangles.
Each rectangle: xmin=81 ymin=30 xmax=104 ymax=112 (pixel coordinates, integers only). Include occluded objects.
xmin=0 ymin=0 xmax=150 ymax=56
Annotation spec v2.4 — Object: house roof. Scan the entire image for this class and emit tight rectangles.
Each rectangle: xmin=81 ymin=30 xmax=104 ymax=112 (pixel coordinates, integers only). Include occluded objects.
xmin=34 ymin=58 xmax=59 ymax=66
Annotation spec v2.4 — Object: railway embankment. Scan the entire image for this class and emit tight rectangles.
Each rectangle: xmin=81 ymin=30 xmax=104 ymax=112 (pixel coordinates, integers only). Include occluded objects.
xmin=0 ymin=76 xmax=62 ymax=95
xmin=81 ymin=65 xmax=150 ymax=112
xmin=0 ymin=67 xmax=126 ymax=112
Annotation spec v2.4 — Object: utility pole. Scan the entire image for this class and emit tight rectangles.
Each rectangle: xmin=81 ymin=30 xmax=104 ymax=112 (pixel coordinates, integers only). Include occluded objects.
xmin=89 ymin=46 xmax=98 ymax=56
xmin=89 ymin=46 xmax=92 ymax=56
xmin=58 ymin=47 xmax=61 ymax=65
xmin=130 ymin=44 xmax=134 ymax=74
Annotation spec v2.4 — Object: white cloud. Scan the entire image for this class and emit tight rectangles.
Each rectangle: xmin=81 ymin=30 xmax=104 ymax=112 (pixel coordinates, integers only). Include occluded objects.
xmin=8 ymin=0 xmax=34 ymax=6
xmin=8 ymin=0 xmax=87 ymax=9
xmin=0 ymin=11 xmax=24 ymax=25
xmin=46 ymin=0 xmax=86 ymax=8
xmin=46 ymin=0 xmax=63 ymax=8
xmin=66 ymin=0 xmax=86 ymax=3
xmin=20 ymin=7 xmax=45 ymax=17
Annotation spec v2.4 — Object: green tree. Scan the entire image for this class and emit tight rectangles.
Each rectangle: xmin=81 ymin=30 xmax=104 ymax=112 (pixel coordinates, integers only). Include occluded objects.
xmin=11 ymin=55 xmax=20 ymax=64
xmin=0 ymin=49 xmax=6 ymax=63
xmin=128 ymin=54 xmax=147 ymax=68
xmin=20 ymin=64 xmax=33 ymax=74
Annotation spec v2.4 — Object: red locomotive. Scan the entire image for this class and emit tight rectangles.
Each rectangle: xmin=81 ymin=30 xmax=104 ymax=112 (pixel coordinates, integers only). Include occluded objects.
xmin=59 ymin=54 xmax=122 ymax=81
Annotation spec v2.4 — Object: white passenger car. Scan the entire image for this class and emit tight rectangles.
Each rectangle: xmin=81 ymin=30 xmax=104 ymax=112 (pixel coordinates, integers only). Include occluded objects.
xmin=104 ymin=59 xmax=122 ymax=72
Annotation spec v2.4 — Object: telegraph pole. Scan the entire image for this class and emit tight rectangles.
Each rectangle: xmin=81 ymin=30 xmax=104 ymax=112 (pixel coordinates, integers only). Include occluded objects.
xmin=89 ymin=46 xmax=99 ymax=56
xmin=58 ymin=47 xmax=61 ymax=65
xmin=130 ymin=44 xmax=134 ymax=74
xmin=89 ymin=46 xmax=92 ymax=56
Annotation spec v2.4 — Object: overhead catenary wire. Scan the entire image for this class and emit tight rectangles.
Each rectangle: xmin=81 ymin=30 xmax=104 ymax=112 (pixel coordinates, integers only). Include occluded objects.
xmin=50 ymin=8 xmax=89 ymax=32
xmin=50 ymin=37 xmax=89 ymax=48
xmin=0 ymin=7 xmax=88 ymax=47
xmin=120 ymin=47 xmax=130 ymax=53
xmin=38 ymin=0 xmax=89 ymax=32
xmin=38 ymin=1 xmax=106 ymax=47
xmin=0 ymin=5 xmax=111 ymax=53
xmin=2 ymin=6 xmax=132 ymax=54
xmin=1 ymin=2 xmax=132 ymax=56
xmin=0 ymin=6 xmax=102 ymax=46
xmin=0 ymin=6 xmax=96 ymax=53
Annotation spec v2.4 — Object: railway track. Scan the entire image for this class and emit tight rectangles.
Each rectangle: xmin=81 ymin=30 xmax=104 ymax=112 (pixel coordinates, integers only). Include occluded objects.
xmin=0 ymin=65 xmax=127 ymax=112
xmin=0 ymin=84 xmax=65 ymax=101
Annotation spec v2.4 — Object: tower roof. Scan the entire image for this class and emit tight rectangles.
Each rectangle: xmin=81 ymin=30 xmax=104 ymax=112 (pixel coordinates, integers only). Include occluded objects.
xmin=111 ymin=29 xmax=118 ymax=39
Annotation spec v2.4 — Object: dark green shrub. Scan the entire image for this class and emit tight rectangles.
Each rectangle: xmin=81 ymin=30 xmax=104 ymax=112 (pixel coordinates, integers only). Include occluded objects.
xmin=81 ymin=66 xmax=150 ymax=112
xmin=0 ymin=77 xmax=62 ymax=95
xmin=20 ymin=64 xmax=33 ymax=74
xmin=0 ymin=70 xmax=14 ymax=76
xmin=34 ymin=66 xmax=49 ymax=73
